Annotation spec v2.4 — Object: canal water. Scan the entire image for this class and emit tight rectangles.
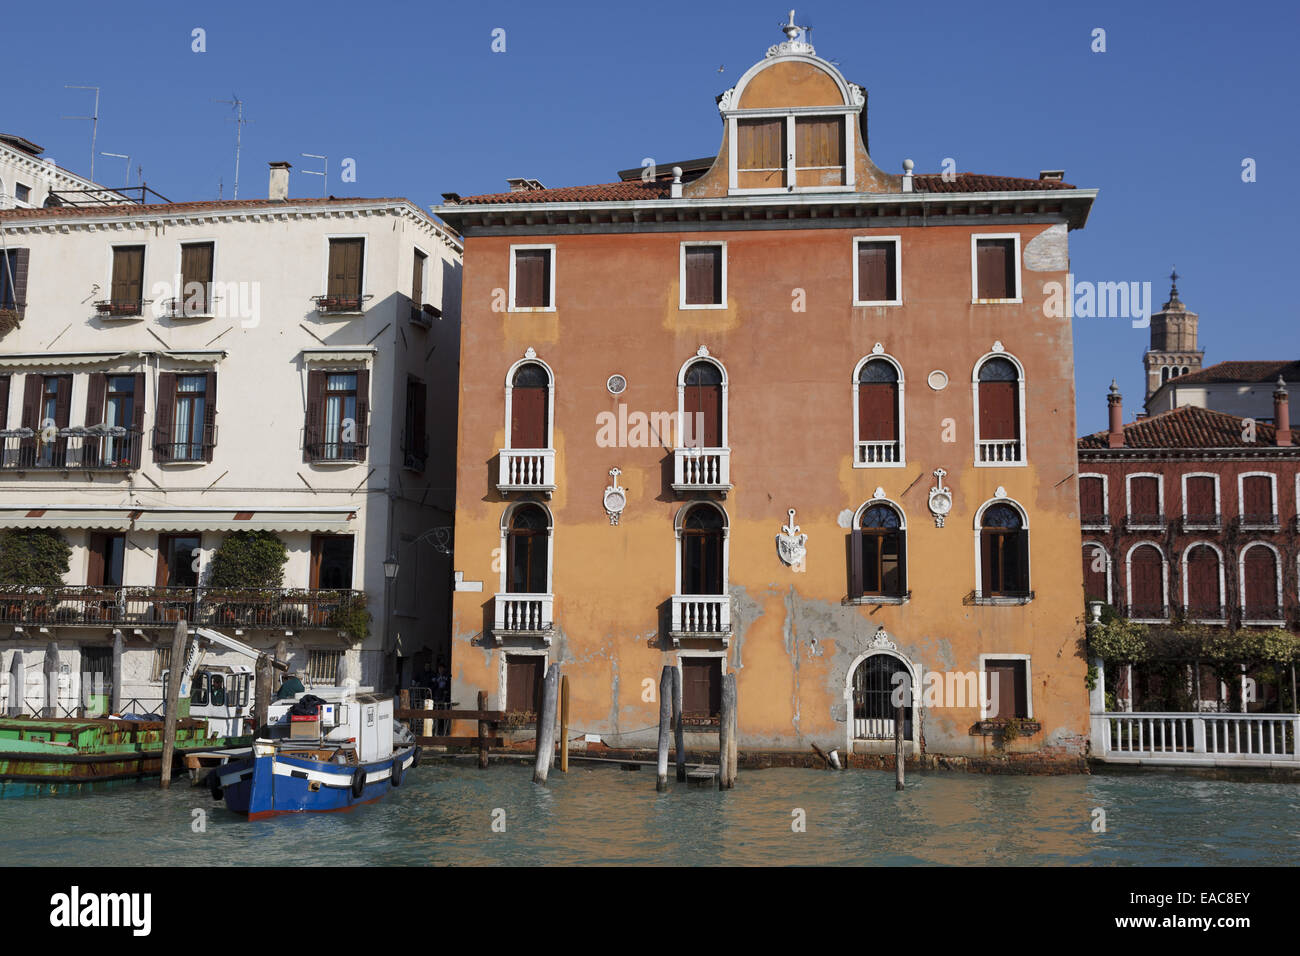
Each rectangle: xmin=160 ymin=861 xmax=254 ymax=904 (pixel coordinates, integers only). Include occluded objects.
xmin=1 ymin=763 xmax=1296 ymax=865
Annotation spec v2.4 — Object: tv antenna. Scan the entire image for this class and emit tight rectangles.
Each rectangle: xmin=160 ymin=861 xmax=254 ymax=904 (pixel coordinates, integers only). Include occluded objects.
xmin=61 ymin=85 xmax=101 ymax=181
xmin=100 ymin=151 xmax=130 ymax=185
xmin=213 ymin=95 xmax=250 ymax=199
xmin=301 ymin=153 xmax=328 ymax=197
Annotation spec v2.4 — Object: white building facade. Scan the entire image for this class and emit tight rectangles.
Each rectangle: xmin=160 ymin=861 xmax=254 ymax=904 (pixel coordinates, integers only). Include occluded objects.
xmin=0 ymin=168 xmax=461 ymax=717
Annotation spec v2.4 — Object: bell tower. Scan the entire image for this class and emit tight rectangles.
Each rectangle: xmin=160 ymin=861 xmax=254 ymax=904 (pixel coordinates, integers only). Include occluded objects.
xmin=1143 ymin=269 xmax=1203 ymax=401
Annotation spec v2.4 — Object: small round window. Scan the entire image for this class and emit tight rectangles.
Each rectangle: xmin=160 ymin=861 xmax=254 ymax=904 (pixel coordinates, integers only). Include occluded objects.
xmin=927 ymin=370 xmax=949 ymax=391
xmin=606 ymin=374 xmax=627 ymax=395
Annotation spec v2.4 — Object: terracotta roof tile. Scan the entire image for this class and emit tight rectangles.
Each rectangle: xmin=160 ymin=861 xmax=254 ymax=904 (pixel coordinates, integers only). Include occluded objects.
xmin=452 ymin=172 xmax=1079 ymax=205
xmin=1166 ymin=360 xmax=1300 ymax=386
xmin=1078 ymin=404 xmax=1294 ymax=450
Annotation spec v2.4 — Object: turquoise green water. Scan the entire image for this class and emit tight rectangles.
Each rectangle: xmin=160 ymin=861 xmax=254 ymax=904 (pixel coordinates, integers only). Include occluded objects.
xmin=1 ymin=763 xmax=1296 ymax=865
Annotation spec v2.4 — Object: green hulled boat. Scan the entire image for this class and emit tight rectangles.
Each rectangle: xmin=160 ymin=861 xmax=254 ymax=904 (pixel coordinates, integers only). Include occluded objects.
xmin=0 ymin=716 xmax=251 ymax=797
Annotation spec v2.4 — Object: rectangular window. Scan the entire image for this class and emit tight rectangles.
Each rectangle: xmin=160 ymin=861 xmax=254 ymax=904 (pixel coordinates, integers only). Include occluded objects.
xmin=795 ymin=115 xmax=845 ymax=186
xmin=14 ymin=184 xmax=31 ymax=204
xmin=1129 ymin=476 xmax=1161 ymax=524
xmin=151 ymin=647 xmax=172 ymax=682
xmin=736 ymin=117 xmax=786 ymax=188
xmin=156 ymin=534 xmax=201 ymax=589
xmin=0 ymin=248 xmax=27 ymax=312
xmin=681 ymin=657 xmax=722 ymax=719
xmin=178 ymin=242 xmax=214 ymax=315
xmin=173 ymin=374 xmax=210 ymax=461
xmin=87 ymin=532 xmax=126 ymax=588
xmin=984 ymin=659 xmax=1029 ymax=720
xmin=974 ymin=237 xmax=1018 ymax=301
xmin=153 ymin=372 xmax=215 ymax=463
xmin=0 ymin=374 xmax=9 ymax=430
xmin=1241 ymin=475 xmax=1274 ymax=524
xmin=412 ymin=249 xmax=426 ymax=305
xmin=326 ymin=238 xmax=365 ymax=308
xmin=85 ymin=373 xmax=143 ymax=467
xmin=1079 ymin=476 xmax=1106 ymax=525
xmin=110 ymin=245 xmax=145 ymax=314
xmin=681 ymin=243 xmax=725 ymax=308
xmin=981 ymin=529 xmax=1028 ymax=595
xmin=1184 ymin=475 xmax=1216 ymax=525
xmin=505 ymin=654 xmax=543 ymax=717
xmin=511 ymin=247 xmax=553 ymax=310
xmin=854 ymin=238 xmax=899 ymax=305
xmin=403 ymin=378 xmax=428 ymax=470
xmin=305 ymin=368 xmax=369 ymax=463
xmin=310 ymin=535 xmax=354 ymax=589
xmin=306 ymin=650 xmax=342 ymax=685
xmin=20 ymin=373 xmax=71 ymax=467
xmin=82 ymin=646 xmax=112 ymax=680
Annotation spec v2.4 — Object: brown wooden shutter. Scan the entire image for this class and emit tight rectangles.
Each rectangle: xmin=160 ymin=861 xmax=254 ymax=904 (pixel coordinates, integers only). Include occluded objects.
xmin=111 ymin=246 xmax=145 ymax=307
xmin=1242 ymin=475 xmax=1271 ymax=518
xmin=327 ymin=239 xmax=364 ymax=298
xmin=1079 ymin=476 xmax=1105 ymax=519
xmin=976 ymin=239 xmax=1014 ymax=299
xmin=857 ymin=242 xmax=895 ymax=302
xmin=684 ymin=246 xmax=721 ymax=305
xmin=19 ymin=373 xmax=41 ymax=428
xmin=412 ymin=380 xmax=427 ymax=459
xmin=155 ymin=536 xmax=170 ymax=588
xmin=304 ymin=370 xmax=325 ymax=462
xmin=1243 ymin=547 xmax=1276 ymax=611
xmin=737 ymin=118 xmax=785 ymax=170
xmin=1186 ymin=476 xmax=1215 ymax=517
xmin=201 ymin=371 xmax=217 ymax=461
xmin=0 ymin=375 xmax=9 ymax=430
xmin=795 ymin=116 xmax=844 ymax=167
xmin=154 ymin=372 xmax=177 ymax=460
xmin=514 ymin=250 xmax=549 ymax=308
xmin=1131 ymin=477 xmax=1160 ymax=517
xmin=53 ymin=375 xmax=72 ymax=428
xmin=87 ymin=533 xmax=105 ymax=587
xmin=849 ymin=530 xmax=864 ymax=597
xmin=1185 ymin=546 xmax=1219 ymax=611
xmin=181 ymin=243 xmax=214 ymax=311
xmin=131 ymin=373 xmax=145 ymax=467
xmin=511 ymin=385 xmax=546 ymax=448
xmin=857 ymin=383 xmax=897 ymax=442
xmin=85 ymin=373 xmax=107 ymax=426
xmin=1129 ymin=546 xmax=1163 ymax=612
xmin=353 ymin=368 xmax=369 ymax=461
xmin=6 ymin=248 xmax=29 ymax=309
xmin=978 ymin=381 xmax=1018 ymax=440
xmin=683 ymin=382 xmax=723 ymax=447
xmin=987 ymin=660 xmax=1027 ymax=720
xmin=1082 ymin=545 xmax=1107 ymax=602
xmin=412 ymin=250 xmax=425 ymax=304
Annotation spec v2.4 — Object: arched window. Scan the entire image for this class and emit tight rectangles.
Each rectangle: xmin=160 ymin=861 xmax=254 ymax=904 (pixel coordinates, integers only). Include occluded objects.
xmin=973 ymin=352 xmax=1025 ymax=465
xmin=681 ymin=360 xmax=724 ymax=449
xmin=979 ymin=502 xmax=1029 ymax=596
xmin=505 ymin=503 xmax=550 ymax=594
xmin=508 ymin=362 xmax=550 ymax=449
xmin=1183 ymin=543 xmax=1223 ymax=620
xmin=1082 ymin=542 xmax=1110 ymax=605
xmin=851 ymin=501 xmax=906 ymax=598
xmin=1126 ymin=543 xmax=1166 ymax=620
xmin=1240 ymin=543 xmax=1281 ymax=623
xmin=852 ymin=352 xmax=904 ymax=466
xmin=680 ymin=503 xmax=725 ymax=595
xmin=1161 ymin=366 xmax=1171 ymax=384
xmin=851 ymin=653 xmax=913 ymax=740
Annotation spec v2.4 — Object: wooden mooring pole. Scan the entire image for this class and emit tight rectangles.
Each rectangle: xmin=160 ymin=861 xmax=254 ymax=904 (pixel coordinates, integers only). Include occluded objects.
xmin=477 ymin=690 xmax=490 ymax=769
xmin=672 ymin=664 xmax=685 ymax=782
xmin=559 ymin=675 xmax=570 ymax=773
xmin=110 ymin=630 xmax=124 ymax=716
xmin=656 ymin=665 xmax=672 ymax=791
xmin=533 ymin=664 xmax=559 ymax=784
xmin=253 ymin=654 xmax=272 ymax=735
xmin=718 ymin=672 xmax=737 ymax=790
xmin=160 ymin=620 xmax=187 ymax=790
xmin=894 ymin=701 xmax=905 ymax=791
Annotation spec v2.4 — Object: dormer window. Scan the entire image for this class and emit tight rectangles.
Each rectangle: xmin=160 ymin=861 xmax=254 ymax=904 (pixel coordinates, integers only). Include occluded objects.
xmin=795 ymin=115 xmax=845 ymax=186
xmin=736 ymin=118 xmax=786 ymax=189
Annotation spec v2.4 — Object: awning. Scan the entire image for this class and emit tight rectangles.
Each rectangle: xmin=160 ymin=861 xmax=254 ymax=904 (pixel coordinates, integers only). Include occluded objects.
xmin=131 ymin=509 xmax=357 ymax=533
xmin=0 ymin=508 xmax=133 ymax=530
xmin=0 ymin=352 xmax=137 ymax=369
xmin=301 ymin=347 xmax=377 ymax=365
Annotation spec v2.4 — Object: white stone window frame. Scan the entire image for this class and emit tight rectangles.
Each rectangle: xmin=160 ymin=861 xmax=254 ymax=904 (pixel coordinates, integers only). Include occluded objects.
xmin=103 ymin=238 xmax=150 ymax=320
xmin=843 ymin=645 xmax=921 ymax=755
xmin=972 ymin=494 xmax=1031 ymax=599
xmin=673 ymin=500 xmax=730 ymax=596
xmin=725 ymin=103 xmax=858 ymax=196
xmin=503 ymin=352 xmax=555 ymax=451
xmin=971 ymin=347 xmax=1028 ymax=469
xmin=851 ymin=235 xmax=902 ymax=307
xmin=852 ymin=495 xmax=910 ymax=603
xmin=1236 ymin=471 xmax=1278 ymax=527
xmin=1180 ymin=540 xmax=1227 ymax=625
xmin=1082 ymin=540 xmax=1112 ymax=606
xmin=679 ymin=240 xmax=727 ymax=310
xmin=319 ymin=233 xmax=370 ymax=314
xmin=969 ymin=233 xmax=1022 ymax=304
xmin=497 ymin=500 xmax=554 ymax=597
xmin=497 ymin=647 xmax=549 ymax=715
xmin=675 ymin=649 xmax=729 ymax=723
xmin=1238 ymin=541 xmax=1284 ymax=625
xmin=1124 ymin=472 xmax=1165 ymax=529
xmin=851 ymin=350 xmax=906 ymax=469
xmin=1124 ymin=541 xmax=1169 ymax=623
xmin=675 ymin=352 xmax=729 ymax=450
xmin=508 ymin=243 xmax=556 ymax=313
xmin=977 ymin=653 xmax=1033 ymax=721
xmin=1180 ymin=471 xmax=1221 ymax=528
xmin=1078 ymin=472 xmax=1110 ymax=529
xmin=170 ymin=236 xmax=220 ymax=319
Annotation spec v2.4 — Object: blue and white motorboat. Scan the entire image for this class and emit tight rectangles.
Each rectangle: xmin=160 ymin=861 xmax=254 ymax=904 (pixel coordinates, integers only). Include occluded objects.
xmin=211 ymin=688 xmax=419 ymax=819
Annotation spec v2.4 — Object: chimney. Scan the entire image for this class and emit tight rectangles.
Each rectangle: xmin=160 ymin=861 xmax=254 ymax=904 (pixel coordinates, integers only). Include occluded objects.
xmin=1274 ymin=376 xmax=1292 ymax=446
xmin=1039 ymin=169 xmax=1065 ymax=182
xmin=506 ymin=178 xmax=545 ymax=193
xmin=268 ymin=161 xmax=292 ymax=201
xmin=1107 ymin=380 xmax=1124 ymax=448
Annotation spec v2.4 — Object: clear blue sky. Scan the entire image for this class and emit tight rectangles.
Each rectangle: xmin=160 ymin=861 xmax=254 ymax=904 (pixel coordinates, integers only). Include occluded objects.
xmin=7 ymin=0 xmax=1297 ymax=433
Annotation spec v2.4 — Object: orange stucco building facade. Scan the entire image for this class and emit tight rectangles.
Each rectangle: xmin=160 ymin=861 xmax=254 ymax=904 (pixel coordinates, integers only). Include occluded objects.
xmin=434 ymin=22 xmax=1098 ymax=765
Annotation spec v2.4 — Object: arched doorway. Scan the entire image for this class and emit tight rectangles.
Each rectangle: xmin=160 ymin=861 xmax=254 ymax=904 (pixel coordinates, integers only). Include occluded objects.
xmin=844 ymin=640 xmax=919 ymax=754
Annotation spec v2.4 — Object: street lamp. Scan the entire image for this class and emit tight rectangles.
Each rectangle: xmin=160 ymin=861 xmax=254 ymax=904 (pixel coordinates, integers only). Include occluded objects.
xmin=383 ymin=553 xmax=400 ymax=581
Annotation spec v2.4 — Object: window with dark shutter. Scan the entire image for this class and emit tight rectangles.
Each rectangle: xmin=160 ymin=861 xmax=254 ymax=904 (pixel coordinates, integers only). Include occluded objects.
xmin=975 ymin=238 xmax=1016 ymax=300
xmin=1185 ymin=475 xmax=1216 ymax=523
xmin=1130 ymin=476 xmax=1160 ymax=522
xmin=513 ymin=249 xmax=551 ymax=309
xmin=1242 ymin=546 xmax=1278 ymax=618
xmin=0 ymin=375 xmax=9 ymax=431
xmin=856 ymin=240 xmax=897 ymax=303
xmin=1185 ymin=545 xmax=1220 ymax=617
xmin=683 ymin=361 xmax=723 ymax=448
xmin=1079 ymin=476 xmax=1105 ymax=523
xmin=326 ymin=238 xmax=364 ymax=306
xmin=1082 ymin=544 xmax=1108 ymax=603
xmin=179 ymin=242 xmax=214 ymax=314
xmin=681 ymin=657 xmax=721 ymax=719
xmin=505 ymin=655 xmax=543 ymax=717
xmin=0 ymin=248 xmax=28 ymax=313
xmin=1241 ymin=475 xmax=1273 ymax=523
xmin=857 ymin=359 xmax=898 ymax=443
xmin=985 ymin=660 xmax=1028 ymax=720
xmin=404 ymin=378 xmax=428 ymax=469
xmin=683 ymin=245 xmax=723 ymax=306
xmin=111 ymin=246 xmax=145 ymax=312
xmin=1128 ymin=545 xmax=1164 ymax=617
xmin=153 ymin=372 xmax=177 ymax=462
xmin=412 ymin=249 xmax=426 ymax=305
xmin=509 ymin=362 xmax=549 ymax=449
xmin=977 ymin=357 xmax=1020 ymax=445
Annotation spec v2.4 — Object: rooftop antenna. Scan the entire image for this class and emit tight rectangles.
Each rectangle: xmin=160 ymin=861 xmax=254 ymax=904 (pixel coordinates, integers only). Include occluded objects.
xmin=61 ymin=85 xmax=101 ymax=181
xmin=213 ymin=95 xmax=250 ymax=199
xmin=100 ymin=151 xmax=130 ymax=185
xmin=301 ymin=152 xmax=328 ymax=198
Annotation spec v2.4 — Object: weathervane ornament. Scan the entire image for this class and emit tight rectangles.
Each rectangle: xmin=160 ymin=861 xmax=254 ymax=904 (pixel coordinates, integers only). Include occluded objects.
xmin=776 ymin=508 xmax=808 ymax=568
xmin=928 ymin=469 xmax=953 ymax=528
xmin=767 ymin=10 xmax=815 ymax=57
xmin=603 ymin=468 xmax=626 ymax=526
